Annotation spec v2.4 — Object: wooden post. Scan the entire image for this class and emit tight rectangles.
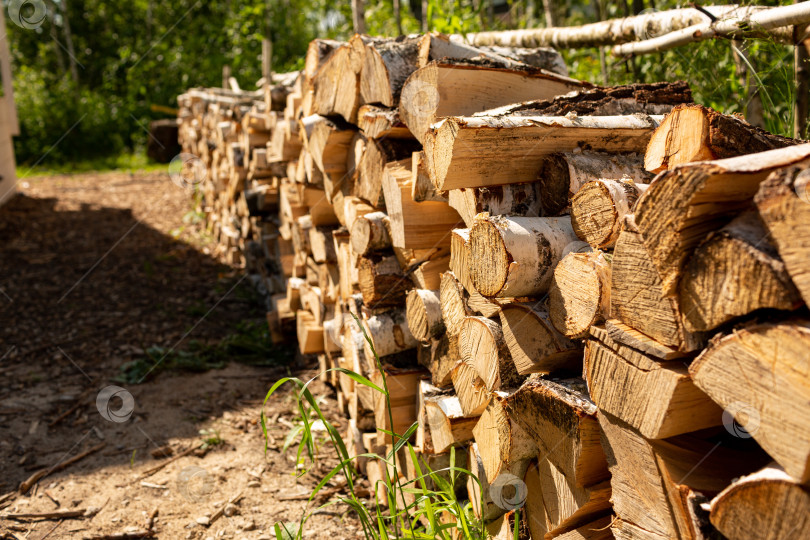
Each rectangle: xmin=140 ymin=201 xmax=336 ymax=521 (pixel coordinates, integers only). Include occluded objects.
xmin=262 ymin=38 xmax=273 ymax=83
xmin=393 ymin=0 xmax=403 ymax=36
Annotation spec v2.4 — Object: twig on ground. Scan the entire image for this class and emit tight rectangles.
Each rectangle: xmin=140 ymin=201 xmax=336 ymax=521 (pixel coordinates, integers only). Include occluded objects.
xmin=19 ymin=443 xmax=106 ymax=494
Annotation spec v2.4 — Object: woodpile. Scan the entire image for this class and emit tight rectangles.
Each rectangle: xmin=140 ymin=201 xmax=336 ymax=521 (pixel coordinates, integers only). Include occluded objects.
xmin=178 ymin=31 xmax=810 ymax=539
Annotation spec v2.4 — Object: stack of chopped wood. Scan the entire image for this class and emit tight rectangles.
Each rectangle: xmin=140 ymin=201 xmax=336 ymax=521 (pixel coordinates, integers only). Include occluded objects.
xmin=180 ymin=32 xmax=810 ymax=540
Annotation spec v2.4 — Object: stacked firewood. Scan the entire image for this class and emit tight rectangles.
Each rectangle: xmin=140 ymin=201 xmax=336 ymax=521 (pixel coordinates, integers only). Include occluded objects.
xmin=180 ymin=32 xmax=810 ymax=540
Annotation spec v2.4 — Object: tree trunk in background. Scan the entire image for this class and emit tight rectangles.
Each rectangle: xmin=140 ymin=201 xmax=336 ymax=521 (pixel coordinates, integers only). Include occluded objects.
xmin=60 ymin=0 xmax=79 ymax=85
xmin=542 ymin=0 xmax=557 ymax=27
xmin=795 ymin=22 xmax=810 ymax=139
xmin=421 ymin=0 xmax=428 ymax=31
xmin=393 ymin=0 xmax=403 ymax=36
xmin=732 ymin=40 xmax=765 ymax=128
xmin=352 ymin=0 xmax=366 ymax=34
xmin=46 ymin=1 xmax=65 ymax=75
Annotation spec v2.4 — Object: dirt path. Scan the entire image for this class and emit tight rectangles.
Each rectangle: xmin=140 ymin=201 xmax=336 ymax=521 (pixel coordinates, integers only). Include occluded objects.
xmin=0 ymin=172 xmax=360 ymax=539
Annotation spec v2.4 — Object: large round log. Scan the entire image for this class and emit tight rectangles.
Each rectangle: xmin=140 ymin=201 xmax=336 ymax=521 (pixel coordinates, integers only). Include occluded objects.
xmin=571 ymin=179 xmax=648 ymax=249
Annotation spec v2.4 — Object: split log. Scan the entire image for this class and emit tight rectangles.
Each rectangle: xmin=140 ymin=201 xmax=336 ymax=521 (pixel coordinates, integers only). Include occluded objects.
xmin=571 ymin=179 xmax=648 ymax=249
xmin=304 ymin=38 xmax=342 ymax=86
xmin=604 ymin=318 xmax=684 ymax=361
xmin=498 ymin=302 xmax=581 ymax=375
xmin=406 ymin=289 xmax=444 ymax=342
xmin=487 ymin=510 xmax=530 ymax=540
xmin=381 ymin=158 xmax=462 ymax=249
xmin=419 ymin=32 xmax=560 ymax=70
xmin=611 ymin=229 xmax=704 ymax=352
xmin=350 ymin=210 xmax=392 ymax=255
xmin=552 ymin=515 xmax=614 ymax=540
xmin=362 ymin=308 xmax=418 ymax=359
xmin=357 ymin=104 xmax=412 ymax=139
xmin=333 ymin=228 xmax=358 ymax=301
xmin=416 ymin=333 xmax=459 ymax=389
xmin=459 ymin=316 xmax=521 ymax=391
xmin=467 ymin=441 xmax=506 ymax=522
xmin=360 ymin=36 xmax=421 ymax=108
xmin=425 ymin=392 xmax=479 ymax=453
xmin=473 ymin=391 xmax=537 ymax=481
xmin=538 ymin=151 xmax=650 ymax=217
xmin=449 ymin=228 xmax=473 ymax=292
xmin=690 ymin=319 xmax=810 ymax=483
xmin=439 ymin=271 xmax=473 ymax=337
xmin=411 ymin=151 xmax=447 ymax=203
xmin=523 ymin=459 xmax=612 ymax=539
xmin=679 ymin=210 xmax=802 ymax=332
xmin=755 ymin=164 xmax=810 ymax=306
xmin=406 ymin=248 xmax=449 ymax=290
xmin=308 ymin=226 xmax=337 ymax=263
xmin=709 ymin=464 xmax=810 ymax=540
xmin=549 ymin=251 xmax=612 ymax=339
xmin=342 ymin=195 xmax=378 ymax=233
xmin=416 ymin=379 xmax=443 ymax=453
xmin=399 ymin=61 xmax=583 ymax=145
xmin=468 ymin=215 xmax=580 ymax=298
xmin=355 ymin=138 xmax=421 ymax=207
xmin=645 ymin=104 xmax=799 ymax=173
xmin=586 ymin=325 xmax=722 ymax=439
xmin=451 ymin=359 xmax=490 ymax=417
xmin=425 ymin=115 xmax=661 ymax=191
xmin=448 ymin=183 xmax=543 ymax=228
xmin=504 ymin=376 xmax=608 ymax=488
xmin=300 ymin=114 xmax=355 ymax=176
xmin=633 ymin=143 xmax=810 ymax=296
xmin=296 ymin=310 xmax=324 ymax=354
xmin=301 ymin=186 xmax=339 ymax=226
xmin=357 ymin=253 xmax=411 ymax=308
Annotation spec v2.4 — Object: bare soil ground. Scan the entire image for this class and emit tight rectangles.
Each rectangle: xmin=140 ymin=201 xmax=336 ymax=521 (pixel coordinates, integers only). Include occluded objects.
xmin=0 ymin=172 xmax=361 ymax=539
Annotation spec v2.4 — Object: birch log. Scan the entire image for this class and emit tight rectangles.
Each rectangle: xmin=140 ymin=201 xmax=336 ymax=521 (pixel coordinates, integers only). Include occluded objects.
xmin=570 ymin=179 xmax=648 ymax=249
xmin=549 ymin=251 xmax=612 ymax=339
xmin=424 ymin=392 xmax=479 ymax=453
xmin=451 ymin=359 xmax=490 ymax=417
xmin=360 ymin=36 xmax=421 ymax=108
xmin=473 ymin=391 xmax=537 ymax=481
xmin=350 ymin=211 xmax=392 ymax=255
xmin=362 ymin=309 xmax=418 ymax=359
xmin=459 ymin=316 xmax=522 ymax=392
xmin=468 ymin=215 xmax=579 ymax=298
xmin=448 ymin=183 xmax=543 ymax=228
xmin=406 ymin=289 xmax=445 ymax=343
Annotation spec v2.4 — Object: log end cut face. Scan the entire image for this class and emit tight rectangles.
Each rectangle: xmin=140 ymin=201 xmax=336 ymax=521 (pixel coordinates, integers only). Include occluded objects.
xmin=469 ymin=220 xmax=510 ymax=297
xmin=571 ymin=181 xmax=619 ymax=248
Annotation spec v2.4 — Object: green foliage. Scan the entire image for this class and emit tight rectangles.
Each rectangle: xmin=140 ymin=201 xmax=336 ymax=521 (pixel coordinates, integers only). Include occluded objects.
xmin=261 ymin=316 xmax=489 ymax=540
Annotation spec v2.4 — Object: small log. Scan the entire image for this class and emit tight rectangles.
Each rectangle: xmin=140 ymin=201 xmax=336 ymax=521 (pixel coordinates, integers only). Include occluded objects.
xmin=308 ymin=226 xmax=337 ymax=263
xmin=425 ymin=392 xmax=479 ymax=453
xmin=406 ymin=289 xmax=444 ymax=343
xmin=451 ymin=359 xmax=490 ymax=417
xmin=710 ymin=464 xmax=810 ymax=540
xmin=633 ymin=143 xmax=810 ymax=297
xmin=459 ymin=316 xmax=522 ymax=391
xmin=361 ymin=308 xmax=418 ymax=359
xmin=571 ymin=179 xmax=648 ymax=249
xmin=473 ymin=390 xmax=537 ymax=481
xmin=300 ymin=114 xmax=355 ymax=176
xmin=552 ymin=515 xmax=614 ymax=540
xmin=645 ymin=103 xmax=799 ymax=173
xmin=449 ymin=228 xmax=473 ymax=292
xmin=360 ymin=36 xmax=421 ymax=107
xmin=690 ymin=319 xmax=810 ymax=483
xmin=448 ymin=183 xmax=543 ymax=228
xmin=357 ymin=253 xmax=411 ymax=308
xmin=467 ymin=441 xmax=506 ymax=522
xmin=381 ymin=158 xmax=462 ymax=250
xmin=399 ymin=61 xmax=583 ymax=145
xmin=538 ymin=151 xmax=650 ymax=217
xmin=755 ymin=164 xmax=810 ymax=306
xmin=357 ymin=104 xmax=412 ymax=139
xmin=469 ymin=215 xmax=579 ymax=298
xmin=586 ymin=325 xmax=722 ymax=439
xmin=342 ymin=195 xmax=378 ymax=233
xmin=296 ymin=310 xmax=325 ymax=354
xmin=679 ymin=210 xmax=802 ymax=332
xmin=425 ymin=115 xmax=660 ymax=192
xmin=549 ymin=251 xmax=612 ymax=339
xmin=503 ymin=376 xmax=608 ymax=488
xmin=523 ymin=459 xmax=612 ymax=539
xmin=356 ymin=138 xmax=421 ymax=207
xmin=499 ymin=302 xmax=581 ymax=375
xmin=350 ymin=211 xmax=392 ymax=255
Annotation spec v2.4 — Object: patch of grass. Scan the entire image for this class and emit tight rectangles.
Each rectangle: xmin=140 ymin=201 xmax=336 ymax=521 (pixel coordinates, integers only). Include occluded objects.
xmin=117 ymin=320 xmax=292 ymax=384
xmin=17 ymin=151 xmax=167 ymax=178
xmin=262 ymin=315 xmax=490 ymax=540
xmin=199 ymin=428 xmax=225 ymax=450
